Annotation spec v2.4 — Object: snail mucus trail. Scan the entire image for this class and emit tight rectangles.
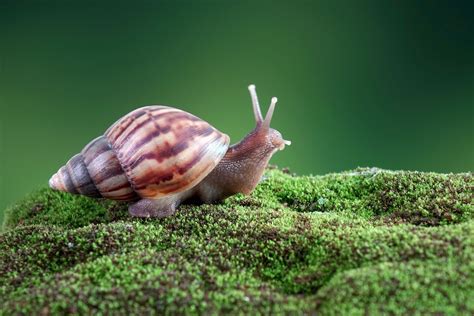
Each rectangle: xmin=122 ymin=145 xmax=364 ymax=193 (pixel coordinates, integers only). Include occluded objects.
xmin=49 ymin=85 xmax=291 ymax=217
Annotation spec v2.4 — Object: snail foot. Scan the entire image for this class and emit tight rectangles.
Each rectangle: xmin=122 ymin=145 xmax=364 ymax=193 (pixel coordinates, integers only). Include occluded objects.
xmin=128 ymin=198 xmax=177 ymax=218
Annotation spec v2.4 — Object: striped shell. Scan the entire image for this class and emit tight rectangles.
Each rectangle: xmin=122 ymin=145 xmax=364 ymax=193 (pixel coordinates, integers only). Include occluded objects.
xmin=49 ymin=106 xmax=230 ymax=201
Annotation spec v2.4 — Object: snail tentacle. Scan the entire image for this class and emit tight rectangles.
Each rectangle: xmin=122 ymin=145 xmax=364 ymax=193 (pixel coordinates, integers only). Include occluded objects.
xmin=248 ymin=84 xmax=263 ymax=124
xmin=263 ymin=97 xmax=277 ymax=129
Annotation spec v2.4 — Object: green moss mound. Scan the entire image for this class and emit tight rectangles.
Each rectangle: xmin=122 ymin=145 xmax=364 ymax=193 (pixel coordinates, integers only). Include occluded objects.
xmin=1 ymin=168 xmax=473 ymax=315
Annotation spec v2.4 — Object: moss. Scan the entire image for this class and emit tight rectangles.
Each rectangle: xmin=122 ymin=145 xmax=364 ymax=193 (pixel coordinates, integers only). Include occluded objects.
xmin=1 ymin=167 xmax=473 ymax=315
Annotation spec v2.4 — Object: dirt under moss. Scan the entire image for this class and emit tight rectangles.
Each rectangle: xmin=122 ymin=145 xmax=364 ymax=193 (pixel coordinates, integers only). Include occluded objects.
xmin=1 ymin=167 xmax=473 ymax=315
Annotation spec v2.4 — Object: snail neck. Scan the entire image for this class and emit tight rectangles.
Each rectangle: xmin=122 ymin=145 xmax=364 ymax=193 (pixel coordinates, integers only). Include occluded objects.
xmin=189 ymin=127 xmax=281 ymax=203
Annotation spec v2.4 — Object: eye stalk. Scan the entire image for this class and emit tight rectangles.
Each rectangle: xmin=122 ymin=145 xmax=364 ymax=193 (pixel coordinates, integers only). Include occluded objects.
xmin=263 ymin=97 xmax=277 ymax=129
xmin=248 ymin=84 xmax=291 ymax=145
xmin=248 ymin=84 xmax=262 ymax=124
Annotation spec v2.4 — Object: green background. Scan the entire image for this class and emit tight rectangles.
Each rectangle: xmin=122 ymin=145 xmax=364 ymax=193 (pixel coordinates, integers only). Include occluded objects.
xmin=1 ymin=0 xmax=473 ymax=220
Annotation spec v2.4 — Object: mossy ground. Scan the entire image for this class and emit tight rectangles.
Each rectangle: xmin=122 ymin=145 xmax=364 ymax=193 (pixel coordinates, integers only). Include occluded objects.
xmin=1 ymin=167 xmax=473 ymax=315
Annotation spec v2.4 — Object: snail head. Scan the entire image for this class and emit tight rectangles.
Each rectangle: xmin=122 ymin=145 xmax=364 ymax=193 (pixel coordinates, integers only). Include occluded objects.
xmin=248 ymin=84 xmax=291 ymax=152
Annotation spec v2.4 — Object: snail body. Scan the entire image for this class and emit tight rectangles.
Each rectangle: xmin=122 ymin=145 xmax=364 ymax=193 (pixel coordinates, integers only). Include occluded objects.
xmin=49 ymin=85 xmax=290 ymax=217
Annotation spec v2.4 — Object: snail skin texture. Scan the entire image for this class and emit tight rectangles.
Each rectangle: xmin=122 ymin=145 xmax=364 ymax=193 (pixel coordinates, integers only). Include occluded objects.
xmin=49 ymin=85 xmax=291 ymax=217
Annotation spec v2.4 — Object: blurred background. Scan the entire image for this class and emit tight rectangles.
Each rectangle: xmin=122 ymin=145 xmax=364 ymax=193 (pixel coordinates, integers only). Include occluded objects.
xmin=1 ymin=0 xmax=473 ymax=220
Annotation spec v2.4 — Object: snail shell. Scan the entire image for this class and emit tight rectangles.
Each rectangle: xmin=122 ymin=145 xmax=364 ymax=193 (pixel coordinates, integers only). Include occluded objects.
xmin=49 ymin=106 xmax=230 ymax=201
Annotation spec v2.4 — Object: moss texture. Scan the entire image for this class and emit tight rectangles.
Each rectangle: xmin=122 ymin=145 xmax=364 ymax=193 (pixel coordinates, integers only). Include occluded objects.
xmin=1 ymin=167 xmax=473 ymax=315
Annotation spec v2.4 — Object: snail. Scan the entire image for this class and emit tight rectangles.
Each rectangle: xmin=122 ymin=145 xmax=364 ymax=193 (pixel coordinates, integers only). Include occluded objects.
xmin=49 ymin=85 xmax=291 ymax=217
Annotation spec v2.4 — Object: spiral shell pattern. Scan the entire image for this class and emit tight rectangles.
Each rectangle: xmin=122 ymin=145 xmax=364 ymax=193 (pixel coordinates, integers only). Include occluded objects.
xmin=49 ymin=106 xmax=230 ymax=201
